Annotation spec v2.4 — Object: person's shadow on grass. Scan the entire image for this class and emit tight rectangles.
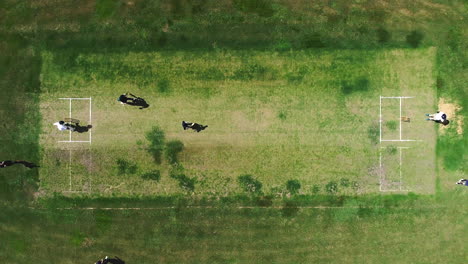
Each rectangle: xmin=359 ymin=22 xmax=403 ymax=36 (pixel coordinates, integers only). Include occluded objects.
xmin=75 ymin=125 xmax=93 ymax=133
xmin=126 ymin=98 xmax=150 ymax=109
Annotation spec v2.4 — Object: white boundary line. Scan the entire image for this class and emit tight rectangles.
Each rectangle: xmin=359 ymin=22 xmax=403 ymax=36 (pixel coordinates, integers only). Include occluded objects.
xmin=379 ymin=96 xmax=382 ymax=142
xmin=89 ymin=98 xmax=92 ymax=144
xmin=69 ymin=149 xmax=72 ymax=191
xmin=380 ymin=96 xmax=418 ymax=142
xmin=399 ymin=97 xmax=402 ymax=141
xmin=58 ymin=98 xmax=92 ymax=144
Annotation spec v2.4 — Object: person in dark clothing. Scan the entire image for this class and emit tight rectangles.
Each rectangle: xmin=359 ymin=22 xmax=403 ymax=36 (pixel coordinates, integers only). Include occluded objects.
xmin=0 ymin=160 xmax=39 ymax=169
xmin=182 ymin=121 xmax=208 ymax=132
xmin=456 ymin=179 xmax=468 ymax=186
xmin=95 ymin=256 xmax=125 ymax=264
xmin=118 ymin=93 xmax=149 ymax=109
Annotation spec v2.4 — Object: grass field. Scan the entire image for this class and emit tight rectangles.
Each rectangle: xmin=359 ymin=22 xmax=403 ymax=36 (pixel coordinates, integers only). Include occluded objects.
xmin=39 ymin=48 xmax=437 ymax=196
xmin=1 ymin=0 xmax=467 ymax=263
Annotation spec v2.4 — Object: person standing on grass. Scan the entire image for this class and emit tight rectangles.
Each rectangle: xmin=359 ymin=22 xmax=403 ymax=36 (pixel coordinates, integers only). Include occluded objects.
xmin=456 ymin=179 xmax=468 ymax=186
xmin=182 ymin=121 xmax=208 ymax=132
xmin=53 ymin=120 xmax=76 ymax=131
xmin=0 ymin=160 xmax=39 ymax=168
xmin=118 ymin=92 xmax=149 ymax=109
xmin=425 ymin=111 xmax=449 ymax=125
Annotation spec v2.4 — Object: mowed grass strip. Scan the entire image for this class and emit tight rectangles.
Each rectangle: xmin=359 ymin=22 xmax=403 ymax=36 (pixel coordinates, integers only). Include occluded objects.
xmin=0 ymin=205 xmax=466 ymax=264
xmin=39 ymin=48 xmax=436 ymax=195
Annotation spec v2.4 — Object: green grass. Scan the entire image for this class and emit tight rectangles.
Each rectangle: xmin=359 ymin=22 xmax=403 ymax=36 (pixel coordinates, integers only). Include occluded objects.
xmin=37 ymin=48 xmax=437 ymax=195
xmin=0 ymin=0 xmax=467 ymax=263
xmin=1 ymin=203 xmax=466 ymax=263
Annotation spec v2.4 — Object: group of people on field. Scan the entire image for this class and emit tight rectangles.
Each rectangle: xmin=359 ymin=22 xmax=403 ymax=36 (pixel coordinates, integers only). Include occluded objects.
xmin=53 ymin=92 xmax=208 ymax=133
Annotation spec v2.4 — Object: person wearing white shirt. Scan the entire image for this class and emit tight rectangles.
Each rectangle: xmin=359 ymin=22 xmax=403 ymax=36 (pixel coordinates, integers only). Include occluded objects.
xmin=426 ymin=111 xmax=449 ymax=125
xmin=53 ymin=120 xmax=75 ymax=131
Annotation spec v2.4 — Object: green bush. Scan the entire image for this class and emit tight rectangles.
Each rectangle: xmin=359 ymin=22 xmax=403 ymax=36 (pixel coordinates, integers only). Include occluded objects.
xmin=170 ymin=165 xmax=195 ymax=192
xmin=158 ymin=78 xmax=170 ymax=94
xmin=376 ymin=28 xmax=391 ymax=43
xmin=385 ymin=121 xmax=397 ymax=131
xmin=145 ymin=126 xmax=165 ymax=164
xmin=367 ymin=124 xmax=379 ymax=144
xmin=116 ymin=158 xmax=138 ymax=175
xmin=278 ymin=111 xmax=287 ymax=120
xmin=141 ymin=170 xmax=161 ymax=181
xmin=286 ymin=179 xmax=301 ymax=195
xmin=238 ymin=174 xmax=262 ymax=194
xmin=166 ymin=140 xmax=185 ymax=164
xmin=406 ymin=30 xmax=424 ymax=48
xmin=301 ymin=33 xmax=326 ymax=48
xmin=326 ymin=181 xmax=339 ymax=194
xmin=340 ymin=178 xmax=350 ymax=187
xmin=341 ymin=77 xmax=369 ymax=95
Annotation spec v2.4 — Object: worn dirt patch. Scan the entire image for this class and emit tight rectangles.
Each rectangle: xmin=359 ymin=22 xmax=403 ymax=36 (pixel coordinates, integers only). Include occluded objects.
xmin=438 ymin=98 xmax=463 ymax=135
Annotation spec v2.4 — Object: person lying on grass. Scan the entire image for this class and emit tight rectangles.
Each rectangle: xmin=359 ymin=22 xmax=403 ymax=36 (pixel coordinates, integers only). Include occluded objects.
xmin=425 ymin=111 xmax=449 ymax=125
xmin=182 ymin=121 xmax=208 ymax=132
xmin=0 ymin=160 xmax=39 ymax=168
xmin=117 ymin=92 xmax=149 ymax=109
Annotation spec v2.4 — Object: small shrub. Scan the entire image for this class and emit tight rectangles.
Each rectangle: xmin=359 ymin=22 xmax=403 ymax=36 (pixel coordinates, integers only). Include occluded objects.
xmin=116 ymin=159 xmax=138 ymax=175
xmin=169 ymin=165 xmax=195 ymax=192
xmin=301 ymin=33 xmax=326 ymax=48
xmin=158 ymin=78 xmax=170 ymax=94
xmin=311 ymin=184 xmax=320 ymax=194
xmin=145 ymin=126 xmax=165 ymax=164
xmin=406 ymin=30 xmax=424 ymax=48
xmin=326 ymin=181 xmax=339 ymax=194
xmin=141 ymin=170 xmax=161 ymax=181
xmin=238 ymin=174 xmax=262 ymax=194
xmin=166 ymin=140 xmax=184 ymax=164
xmin=376 ymin=28 xmax=391 ymax=43
xmin=367 ymin=124 xmax=379 ymax=144
xmin=286 ymin=179 xmax=301 ymax=195
xmin=340 ymin=178 xmax=350 ymax=187
xmin=278 ymin=111 xmax=287 ymax=120
xmin=385 ymin=121 xmax=397 ymax=131
xmin=341 ymin=77 xmax=369 ymax=95
xmin=386 ymin=146 xmax=398 ymax=155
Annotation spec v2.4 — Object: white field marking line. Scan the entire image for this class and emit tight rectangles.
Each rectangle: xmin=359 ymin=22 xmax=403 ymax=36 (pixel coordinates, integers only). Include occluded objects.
xmin=89 ymin=97 xmax=92 ymax=144
xmin=69 ymin=149 xmax=72 ymax=191
xmin=379 ymin=96 xmax=382 ymax=143
xmin=400 ymin=97 xmax=402 ymax=141
xmin=58 ymin=141 xmax=91 ymax=143
xmin=380 ymin=96 xmax=418 ymax=142
xmin=379 ymin=148 xmax=382 ymax=192
xmin=381 ymin=139 xmax=420 ymax=142
xmin=58 ymin=98 xmax=92 ymax=144
xmin=380 ymin=96 xmax=414 ymax=99
xmin=29 ymin=206 xmax=387 ymax=210
xmin=59 ymin=98 xmax=92 ymax=100
xmin=400 ymin=147 xmax=402 ymax=191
